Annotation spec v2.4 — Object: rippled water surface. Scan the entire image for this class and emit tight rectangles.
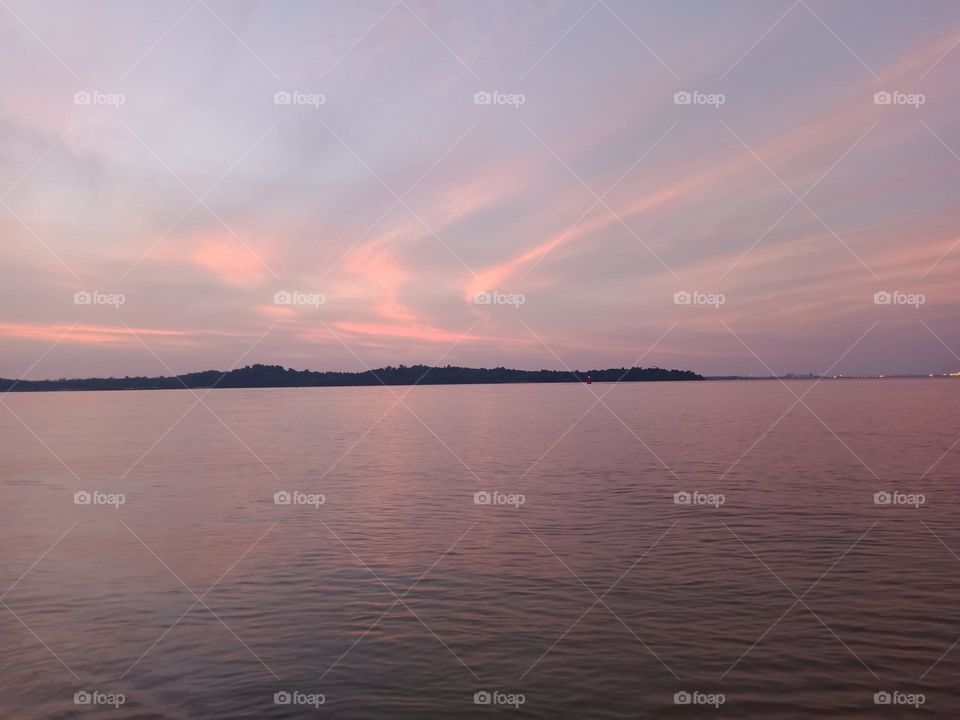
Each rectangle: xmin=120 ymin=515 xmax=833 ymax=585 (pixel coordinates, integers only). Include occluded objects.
xmin=2 ymin=379 xmax=960 ymax=718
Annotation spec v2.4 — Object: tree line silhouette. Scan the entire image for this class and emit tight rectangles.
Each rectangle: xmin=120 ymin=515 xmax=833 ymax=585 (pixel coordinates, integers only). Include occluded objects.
xmin=0 ymin=363 xmax=702 ymax=392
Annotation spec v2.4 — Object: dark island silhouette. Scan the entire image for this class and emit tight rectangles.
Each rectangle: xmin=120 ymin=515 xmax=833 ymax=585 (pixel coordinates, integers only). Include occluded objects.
xmin=0 ymin=363 xmax=702 ymax=392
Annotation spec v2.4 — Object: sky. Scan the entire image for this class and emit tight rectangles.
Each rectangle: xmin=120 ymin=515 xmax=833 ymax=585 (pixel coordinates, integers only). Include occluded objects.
xmin=2 ymin=0 xmax=960 ymax=379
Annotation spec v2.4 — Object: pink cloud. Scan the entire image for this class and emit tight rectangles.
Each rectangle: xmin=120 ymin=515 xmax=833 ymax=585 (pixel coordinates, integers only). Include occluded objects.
xmin=0 ymin=322 xmax=189 ymax=346
xmin=189 ymin=235 xmax=272 ymax=287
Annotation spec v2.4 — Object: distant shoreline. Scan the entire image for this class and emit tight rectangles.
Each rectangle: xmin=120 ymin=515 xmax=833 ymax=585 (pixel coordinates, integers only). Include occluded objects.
xmin=2 ymin=366 xmax=949 ymax=394
xmin=0 ymin=363 xmax=703 ymax=393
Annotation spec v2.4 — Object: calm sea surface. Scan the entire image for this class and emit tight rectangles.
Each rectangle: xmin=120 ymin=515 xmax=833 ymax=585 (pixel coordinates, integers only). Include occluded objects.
xmin=2 ymin=379 xmax=960 ymax=718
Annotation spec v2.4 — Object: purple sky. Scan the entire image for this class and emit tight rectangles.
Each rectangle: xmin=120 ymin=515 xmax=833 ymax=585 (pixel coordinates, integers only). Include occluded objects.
xmin=2 ymin=0 xmax=960 ymax=378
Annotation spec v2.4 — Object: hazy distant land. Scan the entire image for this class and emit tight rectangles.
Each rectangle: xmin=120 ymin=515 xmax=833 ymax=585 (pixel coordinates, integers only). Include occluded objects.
xmin=0 ymin=363 xmax=703 ymax=392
